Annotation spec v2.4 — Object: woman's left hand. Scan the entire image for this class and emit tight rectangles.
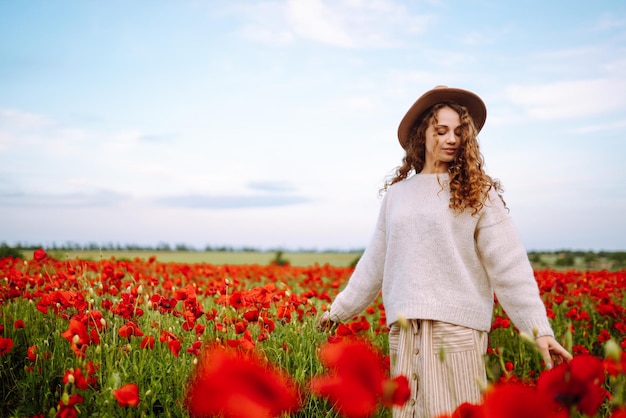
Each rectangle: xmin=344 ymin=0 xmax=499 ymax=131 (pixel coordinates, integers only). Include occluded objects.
xmin=535 ymin=335 xmax=573 ymax=369
xmin=318 ymin=312 xmax=335 ymax=331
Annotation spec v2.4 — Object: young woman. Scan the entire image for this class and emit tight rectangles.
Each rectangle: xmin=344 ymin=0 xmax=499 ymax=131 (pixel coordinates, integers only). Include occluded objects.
xmin=319 ymin=86 xmax=572 ymax=417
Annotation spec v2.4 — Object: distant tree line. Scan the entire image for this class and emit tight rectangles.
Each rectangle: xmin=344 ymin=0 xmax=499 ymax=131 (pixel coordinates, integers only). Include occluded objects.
xmin=2 ymin=241 xmax=282 ymax=253
xmin=0 ymin=241 xmax=364 ymax=257
xmin=528 ymin=250 xmax=626 ymax=268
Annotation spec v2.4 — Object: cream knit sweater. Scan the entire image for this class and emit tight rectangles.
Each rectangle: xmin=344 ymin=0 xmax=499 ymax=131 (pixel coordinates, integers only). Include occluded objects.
xmin=329 ymin=173 xmax=554 ymax=338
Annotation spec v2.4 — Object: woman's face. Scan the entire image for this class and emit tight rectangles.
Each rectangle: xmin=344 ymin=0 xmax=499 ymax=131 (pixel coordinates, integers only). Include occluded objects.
xmin=422 ymin=106 xmax=461 ymax=173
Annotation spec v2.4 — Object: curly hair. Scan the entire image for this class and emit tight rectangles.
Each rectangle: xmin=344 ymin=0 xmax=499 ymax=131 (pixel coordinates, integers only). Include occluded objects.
xmin=383 ymin=102 xmax=505 ymax=215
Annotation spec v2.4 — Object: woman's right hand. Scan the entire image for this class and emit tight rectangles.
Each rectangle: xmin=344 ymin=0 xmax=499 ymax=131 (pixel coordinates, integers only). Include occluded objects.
xmin=318 ymin=311 xmax=335 ymax=331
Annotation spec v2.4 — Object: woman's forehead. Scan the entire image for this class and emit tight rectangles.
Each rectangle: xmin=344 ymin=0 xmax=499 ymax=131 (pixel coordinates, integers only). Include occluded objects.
xmin=433 ymin=106 xmax=461 ymax=126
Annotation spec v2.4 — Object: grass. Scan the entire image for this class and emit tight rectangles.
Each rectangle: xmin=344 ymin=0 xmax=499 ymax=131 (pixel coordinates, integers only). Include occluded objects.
xmin=24 ymin=250 xmax=363 ymax=267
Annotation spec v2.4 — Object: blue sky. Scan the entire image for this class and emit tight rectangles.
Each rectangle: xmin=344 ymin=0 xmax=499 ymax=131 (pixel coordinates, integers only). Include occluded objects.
xmin=1 ymin=0 xmax=625 ymax=251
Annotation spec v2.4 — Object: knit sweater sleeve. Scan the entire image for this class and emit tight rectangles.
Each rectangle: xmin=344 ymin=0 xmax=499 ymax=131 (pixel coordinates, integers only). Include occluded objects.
xmin=328 ymin=196 xmax=387 ymax=323
xmin=475 ymin=190 xmax=554 ymax=338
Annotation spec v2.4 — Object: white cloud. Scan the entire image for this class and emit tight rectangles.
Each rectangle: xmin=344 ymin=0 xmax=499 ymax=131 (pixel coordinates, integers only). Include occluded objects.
xmin=0 ymin=108 xmax=55 ymax=130
xmin=286 ymin=0 xmax=354 ymax=47
xmin=569 ymin=118 xmax=626 ymax=134
xmin=0 ymin=108 xmax=55 ymax=151
xmin=506 ymin=78 xmax=626 ymax=120
xmin=0 ymin=108 xmax=185 ymax=196
xmin=240 ymin=26 xmax=295 ymax=45
xmin=333 ymin=96 xmax=378 ymax=112
xmin=0 ymin=108 xmax=153 ymax=160
xmin=235 ymin=0 xmax=428 ymax=48
xmin=0 ymin=189 xmax=129 ymax=208
xmin=591 ymin=12 xmax=626 ymax=31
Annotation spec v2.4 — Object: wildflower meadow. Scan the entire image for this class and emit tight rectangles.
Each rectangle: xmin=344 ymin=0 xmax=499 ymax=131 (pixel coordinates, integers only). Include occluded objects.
xmin=1 ymin=248 xmax=625 ymax=417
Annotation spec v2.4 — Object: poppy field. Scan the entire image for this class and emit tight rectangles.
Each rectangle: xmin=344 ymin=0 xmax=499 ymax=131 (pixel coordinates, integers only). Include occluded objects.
xmin=1 ymin=249 xmax=625 ymax=417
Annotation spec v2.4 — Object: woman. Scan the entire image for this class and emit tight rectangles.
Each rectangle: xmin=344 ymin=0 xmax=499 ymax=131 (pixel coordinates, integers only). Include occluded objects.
xmin=319 ymin=86 xmax=572 ymax=417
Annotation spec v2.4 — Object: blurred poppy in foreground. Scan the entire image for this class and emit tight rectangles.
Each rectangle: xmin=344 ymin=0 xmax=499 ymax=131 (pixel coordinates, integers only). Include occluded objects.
xmin=611 ymin=407 xmax=626 ymax=418
xmin=437 ymin=382 xmax=560 ymax=418
xmin=185 ymin=344 xmax=301 ymax=418
xmin=537 ymin=354 xmax=608 ymax=416
xmin=436 ymin=402 xmax=483 ymax=418
xmin=310 ymin=338 xmax=410 ymax=418
xmin=480 ymin=382 xmax=560 ymax=418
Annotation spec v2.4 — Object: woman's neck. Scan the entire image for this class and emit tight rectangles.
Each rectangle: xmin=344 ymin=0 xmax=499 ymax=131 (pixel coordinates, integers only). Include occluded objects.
xmin=420 ymin=162 xmax=449 ymax=174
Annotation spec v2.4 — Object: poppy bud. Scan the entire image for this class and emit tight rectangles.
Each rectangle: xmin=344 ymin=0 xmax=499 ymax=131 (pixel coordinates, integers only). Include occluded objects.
xmin=396 ymin=314 xmax=409 ymax=331
xmin=604 ymin=338 xmax=621 ymax=362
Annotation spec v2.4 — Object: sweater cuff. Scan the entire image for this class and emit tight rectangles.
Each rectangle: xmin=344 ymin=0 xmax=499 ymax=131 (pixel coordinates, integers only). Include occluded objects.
xmin=328 ymin=304 xmax=350 ymax=323
xmin=519 ymin=318 xmax=554 ymax=339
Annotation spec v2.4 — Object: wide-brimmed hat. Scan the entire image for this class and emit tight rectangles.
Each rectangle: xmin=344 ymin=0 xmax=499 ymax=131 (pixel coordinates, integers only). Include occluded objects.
xmin=397 ymin=85 xmax=487 ymax=149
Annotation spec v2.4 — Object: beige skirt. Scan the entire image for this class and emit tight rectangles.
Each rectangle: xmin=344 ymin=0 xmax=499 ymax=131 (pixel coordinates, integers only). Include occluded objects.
xmin=388 ymin=319 xmax=488 ymax=418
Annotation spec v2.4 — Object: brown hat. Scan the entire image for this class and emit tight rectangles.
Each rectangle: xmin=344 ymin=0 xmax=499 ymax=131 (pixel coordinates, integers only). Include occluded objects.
xmin=397 ymin=85 xmax=487 ymax=149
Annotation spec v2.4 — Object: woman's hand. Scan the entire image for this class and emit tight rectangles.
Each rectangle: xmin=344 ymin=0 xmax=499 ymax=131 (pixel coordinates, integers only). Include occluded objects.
xmin=535 ymin=335 xmax=573 ymax=369
xmin=318 ymin=311 xmax=335 ymax=332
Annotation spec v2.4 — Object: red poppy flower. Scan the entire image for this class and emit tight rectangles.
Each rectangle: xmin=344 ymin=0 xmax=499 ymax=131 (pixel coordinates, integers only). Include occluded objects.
xmin=0 ymin=337 xmax=14 ymax=355
xmin=382 ymin=375 xmax=411 ymax=408
xmin=33 ymin=248 xmax=47 ymax=262
xmin=259 ymin=316 xmax=275 ymax=333
xmin=310 ymin=338 xmax=410 ymax=418
xmin=160 ymin=331 xmax=181 ymax=356
xmin=573 ymin=344 xmax=590 ymax=355
xmin=227 ymin=329 xmax=256 ymax=351
xmin=185 ymin=345 xmax=300 ymax=418
xmin=113 ymin=383 xmax=140 ymax=407
xmin=612 ymin=407 xmax=626 ymax=418
xmin=480 ymin=382 xmax=557 ymax=418
xmin=63 ymin=367 xmax=89 ymax=390
xmin=505 ymin=361 xmax=514 ymax=373
xmin=491 ymin=316 xmax=510 ymax=330
xmin=87 ymin=310 xmax=107 ymax=331
xmin=140 ymin=335 xmax=155 ymax=350
xmin=186 ymin=340 xmax=203 ymax=356
xmin=167 ymin=338 xmax=181 ymax=356
xmin=57 ymin=393 xmax=84 ymax=418
xmin=235 ymin=321 xmax=247 ymax=334
xmin=27 ymin=345 xmax=37 ymax=362
xmin=334 ymin=317 xmax=371 ymax=338
xmin=61 ymin=318 xmax=90 ymax=357
xmin=436 ymin=402 xmax=485 ymax=418
xmin=84 ymin=361 xmax=99 ymax=387
xmin=537 ymin=354 xmax=608 ymax=416
xmin=182 ymin=310 xmax=198 ymax=331
xmin=228 ymin=291 xmax=245 ymax=309
xmin=194 ymin=323 xmax=206 ymax=336
xmin=88 ymin=328 xmax=100 ymax=346
xmin=598 ymin=329 xmax=612 ymax=343
xmin=118 ymin=321 xmax=144 ymax=338
xmin=157 ymin=296 xmax=177 ymax=313
xmin=61 ymin=318 xmax=90 ymax=345
xmin=604 ymin=351 xmax=626 ymax=377
xmin=244 ymin=308 xmax=260 ymax=322
xmin=14 ymin=319 xmax=25 ymax=329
